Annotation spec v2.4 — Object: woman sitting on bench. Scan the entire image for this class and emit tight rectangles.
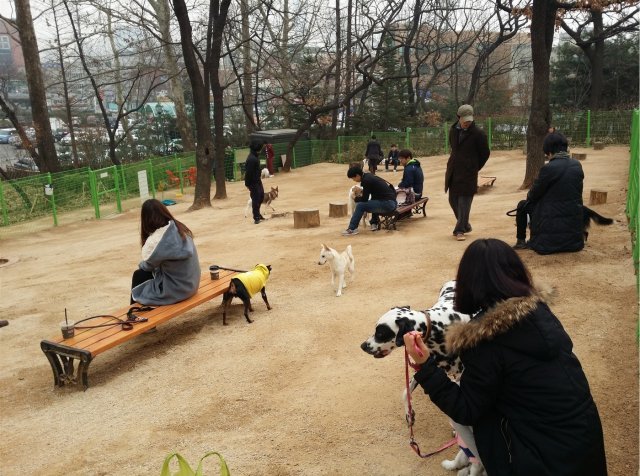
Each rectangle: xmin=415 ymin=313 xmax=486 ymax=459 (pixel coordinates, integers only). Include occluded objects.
xmin=131 ymin=199 xmax=201 ymax=305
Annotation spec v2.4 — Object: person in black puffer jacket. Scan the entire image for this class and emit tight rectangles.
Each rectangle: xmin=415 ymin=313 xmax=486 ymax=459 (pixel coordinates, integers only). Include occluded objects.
xmin=513 ymin=132 xmax=584 ymax=254
xmin=404 ymin=239 xmax=607 ymax=476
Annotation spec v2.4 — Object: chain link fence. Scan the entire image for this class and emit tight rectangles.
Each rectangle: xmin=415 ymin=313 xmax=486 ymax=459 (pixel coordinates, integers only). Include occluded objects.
xmin=1 ymin=110 xmax=636 ymax=239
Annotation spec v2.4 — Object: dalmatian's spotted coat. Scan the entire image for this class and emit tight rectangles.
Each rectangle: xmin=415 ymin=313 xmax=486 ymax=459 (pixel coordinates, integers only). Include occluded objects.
xmin=361 ymin=281 xmax=487 ymax=476
xmin=360 ymin=280 xmax=469 ymax=380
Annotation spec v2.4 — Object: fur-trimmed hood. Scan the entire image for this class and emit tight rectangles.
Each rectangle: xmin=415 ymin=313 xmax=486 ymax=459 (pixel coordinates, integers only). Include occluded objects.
xmin=445 ymin=285 xmax=563 ymax=360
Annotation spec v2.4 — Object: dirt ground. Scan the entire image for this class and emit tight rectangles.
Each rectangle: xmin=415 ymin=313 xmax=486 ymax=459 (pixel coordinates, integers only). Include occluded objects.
xmin=0 ymin=146 xmax=637 ymax=476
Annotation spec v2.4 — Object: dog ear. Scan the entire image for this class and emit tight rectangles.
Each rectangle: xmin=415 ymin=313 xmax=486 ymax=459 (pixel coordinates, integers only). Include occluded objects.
xmin=266 ymin=264 xmax=272 ymax=273
xmin=394 ymin=317 xmax=414 ymax=348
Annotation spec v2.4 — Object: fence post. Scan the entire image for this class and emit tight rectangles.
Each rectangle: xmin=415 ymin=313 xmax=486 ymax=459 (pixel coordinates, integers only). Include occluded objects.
xmin=46 ymin=172 xmax=58 ymax=226
xmin=586 ymin=110 xmax=591 ymax=147
xmin=118 ymin=165 xmax=128 ymax=199
xmin=405 ymin=128 xmax=411 ymax=148
xmin=0 ymin=179 xmax=7 ymax=226
xmin=148 ymin=160 xmax=156 ymax=198
xmin=338 ymin=136 xmax=343 ymax=163
xmin=444 ymin=122 xmax=449 ymax=154
xmin=176 ymin=156 xmax=184 ymax=194
xmin=88 ymin=169 xmax=100 ymax=219
xmin=487 ymin=117 xmax=493 ymax=150
xmin=112 ymin=166 xmax=122 ymax=213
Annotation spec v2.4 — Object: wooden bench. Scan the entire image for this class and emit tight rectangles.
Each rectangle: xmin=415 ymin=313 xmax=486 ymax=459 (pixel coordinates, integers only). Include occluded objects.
xmin=477 ymin=176 xmax=497 ymax=191
xmin=378 ymin=196 xmax=429 ymax=230
xmin=40 ymin=269 xmax=238 ymax=389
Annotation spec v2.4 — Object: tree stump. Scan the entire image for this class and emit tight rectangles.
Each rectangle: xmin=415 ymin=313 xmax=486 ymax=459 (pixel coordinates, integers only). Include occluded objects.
xmin=593 ymin=142 xmax=605 ymax=150
xmin=294 ymin=208 xmax=320 ymax=228
xmin=329 ymin=202 xmax=348 ymax=218
xmin=572 ymin=153 xmax=587 ymax=161
xmin=589 ymin=189 xmax=608 ymax=205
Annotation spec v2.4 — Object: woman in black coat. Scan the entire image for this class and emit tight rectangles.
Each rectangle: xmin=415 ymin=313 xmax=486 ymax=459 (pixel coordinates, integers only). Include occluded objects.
xmin=517 ymin=132 xmax=585 ymax=254
xmin=405 ymin=239 xmax=607 ymax=476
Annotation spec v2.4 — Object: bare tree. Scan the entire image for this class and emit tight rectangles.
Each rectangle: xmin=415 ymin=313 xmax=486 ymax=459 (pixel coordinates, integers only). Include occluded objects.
xmin=561 ymin=4 xmax=639 ymax=110
xmin=12 ymin=0 xmax=59 ymax=172
xmin=172 ymin=0 xmax=231 ymax=207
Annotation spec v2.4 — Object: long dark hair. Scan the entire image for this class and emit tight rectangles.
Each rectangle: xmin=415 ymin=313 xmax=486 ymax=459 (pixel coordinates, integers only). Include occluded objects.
xmin=455 ymin=238 xmax=534 ymax=315
xmin=140 ymin=199 xmax=193 ymax=246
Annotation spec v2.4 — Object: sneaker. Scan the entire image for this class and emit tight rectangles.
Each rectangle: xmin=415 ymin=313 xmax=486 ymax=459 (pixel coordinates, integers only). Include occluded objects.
xmin=512 ymin=239 xmax=529 ymax=250
xmin=465 ymin=224 xmax=472 ymax=233
xmin=370 ymin=223 xmax=380 ymax=231
xmin=341 ymin=229 xmax=359 ymax=236
xmin=393 ymin=169 xmax=397 ymax=172
xmin=254 ymin=219 xmax=261 ymax=224
xmin=455 ymin=233 xmax=466 ymax=241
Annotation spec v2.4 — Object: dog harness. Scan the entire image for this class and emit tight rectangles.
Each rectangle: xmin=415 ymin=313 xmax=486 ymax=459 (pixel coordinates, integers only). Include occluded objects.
xmin=235 ymin=264 xmax=270 ymax=298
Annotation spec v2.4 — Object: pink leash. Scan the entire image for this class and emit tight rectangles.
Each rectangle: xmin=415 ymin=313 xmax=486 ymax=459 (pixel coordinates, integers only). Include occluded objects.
xmin=404 ymin=347 xmax=457 ymax=458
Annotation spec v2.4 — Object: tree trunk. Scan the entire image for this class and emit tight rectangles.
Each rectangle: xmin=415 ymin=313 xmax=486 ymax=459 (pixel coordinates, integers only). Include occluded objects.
xmin=344 ymin=0 xmax=352 ymax=131
xmin=15 ymin=0 xmax=59 ymax=172
xmin=240 ymin=0 xmax=255 ymax=132
xmin=404 ymin=0 xmax=422 ymax=117
xmin=330 ymin=0 xmax=341 ymax=136
xmin=588 ymin=10 xmax=605 ymax=110
xmin=157 ymin=0 xmax=195 ymax=151
xmin=52 ymin=2 xmax=80 ymax=167
xmin=523 ymin=0 xmax=557 ymax=189
xmin=172 ymin=0 xmax=215 ymax=209
xmin=209 ymin=0 xmax=231 ymax=199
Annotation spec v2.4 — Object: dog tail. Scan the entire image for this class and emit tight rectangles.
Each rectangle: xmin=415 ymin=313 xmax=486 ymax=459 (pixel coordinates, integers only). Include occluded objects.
xmin=584 ymin=206 xmax=614 ymax=226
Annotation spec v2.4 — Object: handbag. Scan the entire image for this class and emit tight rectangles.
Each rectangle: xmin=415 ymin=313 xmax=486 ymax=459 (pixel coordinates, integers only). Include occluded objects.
xmin=396 ymin=187 xmax=416 ymax=206
xmin=160 ymin=451 xmax=231 ymax=476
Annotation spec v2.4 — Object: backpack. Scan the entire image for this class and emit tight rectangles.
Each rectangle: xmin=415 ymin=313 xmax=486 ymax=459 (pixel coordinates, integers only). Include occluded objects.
xmin=396 ymin=187 xmax=415 ymax=206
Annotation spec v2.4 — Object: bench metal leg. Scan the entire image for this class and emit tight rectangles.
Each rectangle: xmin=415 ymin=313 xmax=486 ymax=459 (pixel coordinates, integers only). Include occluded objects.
xmin=41 ymin=340 xmax=93 ymax=389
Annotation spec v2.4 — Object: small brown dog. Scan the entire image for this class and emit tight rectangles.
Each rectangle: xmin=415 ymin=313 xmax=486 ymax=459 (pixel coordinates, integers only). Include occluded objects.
xmin=244 ymin=186 xmax=279 ymax=217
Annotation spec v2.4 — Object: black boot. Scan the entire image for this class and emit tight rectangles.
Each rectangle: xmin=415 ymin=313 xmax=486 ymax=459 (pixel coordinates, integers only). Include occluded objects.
xmin=512 ymin=239 xmax=528 ymax=250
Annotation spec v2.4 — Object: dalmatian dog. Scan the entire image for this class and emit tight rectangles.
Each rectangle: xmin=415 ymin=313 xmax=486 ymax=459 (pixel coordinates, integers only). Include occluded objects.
xmin=360 ymin=280 xmax=486 ymax=476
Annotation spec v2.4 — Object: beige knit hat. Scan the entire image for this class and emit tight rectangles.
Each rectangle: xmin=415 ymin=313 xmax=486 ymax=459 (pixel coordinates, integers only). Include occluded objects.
xmin=457 ymin=104 xmax=474 ymax=122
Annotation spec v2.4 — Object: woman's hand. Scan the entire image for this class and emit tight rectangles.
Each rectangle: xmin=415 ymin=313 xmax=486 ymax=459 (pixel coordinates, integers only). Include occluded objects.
xmin=403 ymin=331 xmax=431 ymax=366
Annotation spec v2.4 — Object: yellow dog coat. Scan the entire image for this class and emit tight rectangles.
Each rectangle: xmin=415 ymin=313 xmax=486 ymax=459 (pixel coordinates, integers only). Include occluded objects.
xmin=235 ymin=264 xmax=270 ymax=298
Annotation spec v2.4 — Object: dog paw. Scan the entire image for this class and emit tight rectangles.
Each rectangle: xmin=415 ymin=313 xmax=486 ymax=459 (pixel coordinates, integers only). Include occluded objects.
xmin=405 ymin=409 xmax=415 ymax=427
xmin=456 ymin=467 xmax=471 ymax=476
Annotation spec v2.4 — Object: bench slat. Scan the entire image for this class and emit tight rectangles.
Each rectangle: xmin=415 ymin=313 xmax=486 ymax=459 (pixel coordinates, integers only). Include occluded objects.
xmin=49 ymin=270 xmax=237 ymax=357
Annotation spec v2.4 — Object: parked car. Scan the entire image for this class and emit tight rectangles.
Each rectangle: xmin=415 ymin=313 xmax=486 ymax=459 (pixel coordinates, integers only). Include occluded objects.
xmin=11 ymin=157 xmax=39 ymax=172
xmin=0 ymin=129 xmax=15 ymax=144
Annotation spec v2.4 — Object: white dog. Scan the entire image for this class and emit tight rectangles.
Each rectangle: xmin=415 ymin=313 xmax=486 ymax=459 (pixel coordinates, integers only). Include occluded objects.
xmin=317 ymin=244 xmax=355 ymax=297
xmin=261 ymin=167 xmax=272 ymax=179
xmin=347 ymin=185 xmax=368 ymax=226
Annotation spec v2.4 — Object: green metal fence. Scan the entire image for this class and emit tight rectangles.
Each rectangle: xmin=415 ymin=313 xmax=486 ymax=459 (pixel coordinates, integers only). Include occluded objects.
xmin=0 ymin=109 xmax=636 ymax=237
xmin=626 ymin=109 xmax=639 ymax=293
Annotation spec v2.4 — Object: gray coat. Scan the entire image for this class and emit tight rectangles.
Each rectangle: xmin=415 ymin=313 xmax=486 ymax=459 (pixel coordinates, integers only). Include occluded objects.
xmin=132 ymin=221 xmax=201 ymax=305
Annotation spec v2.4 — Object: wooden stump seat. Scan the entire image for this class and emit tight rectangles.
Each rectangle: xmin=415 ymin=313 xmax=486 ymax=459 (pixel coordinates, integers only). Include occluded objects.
xmin=329 ymin=202 xmax=348 ymax=218
xmin=572 ymin=153 xmax=587 ymax=161
xmin=294 ymin=208 xmax=320 ymax=228
xmin=589 ymin=189 xmax=608 ymax=205
xmin=593 ymin=142 xmax=605 ymax=150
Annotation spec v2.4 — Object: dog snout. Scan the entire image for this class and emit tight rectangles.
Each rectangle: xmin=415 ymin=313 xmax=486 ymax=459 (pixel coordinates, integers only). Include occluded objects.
xmin=361 ymin=341 xmax=372 ymax=353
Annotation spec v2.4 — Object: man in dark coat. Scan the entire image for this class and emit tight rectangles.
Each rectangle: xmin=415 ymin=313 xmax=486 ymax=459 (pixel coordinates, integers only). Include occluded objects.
xmin=513 ymin=132 xmax=584 ymax=254
xmin=364 ymin=135 xmax=383 ymax=174
xmin=245 ymin=139 xmax=265 ymax=224
xmin=445 ymin=104 xmax=490 ymax=241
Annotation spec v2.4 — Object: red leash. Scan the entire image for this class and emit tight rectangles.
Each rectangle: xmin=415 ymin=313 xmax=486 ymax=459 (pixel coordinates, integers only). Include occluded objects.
xmin=404 ymin=347 xmax=457 ymax=458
